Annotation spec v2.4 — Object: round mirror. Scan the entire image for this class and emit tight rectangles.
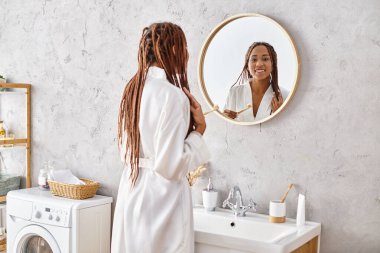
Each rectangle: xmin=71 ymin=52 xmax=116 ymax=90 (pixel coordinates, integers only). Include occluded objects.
xmin=198 ymin=13 xmax=300 ymax=125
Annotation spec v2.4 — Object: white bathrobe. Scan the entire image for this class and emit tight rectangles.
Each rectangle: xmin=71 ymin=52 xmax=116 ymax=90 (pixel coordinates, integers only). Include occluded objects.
xmin=111 ymin=67 xmax=210 ymax=253
xmin=224 ymin=82 xmax=288 ymax=122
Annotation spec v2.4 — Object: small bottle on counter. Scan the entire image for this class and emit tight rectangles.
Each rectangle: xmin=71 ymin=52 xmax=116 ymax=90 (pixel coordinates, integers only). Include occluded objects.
xmin=38 ymin=168 xmax=50 ymax=190
xmin=296 ymin=194 xmax=306 ymax=228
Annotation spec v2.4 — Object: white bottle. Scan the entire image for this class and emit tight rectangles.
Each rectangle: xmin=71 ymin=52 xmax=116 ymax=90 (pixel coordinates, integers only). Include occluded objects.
xmin=296 ymin=194 xmax=306 ymax=228
xmin=38 ymin=168 xmax=49 ymax=190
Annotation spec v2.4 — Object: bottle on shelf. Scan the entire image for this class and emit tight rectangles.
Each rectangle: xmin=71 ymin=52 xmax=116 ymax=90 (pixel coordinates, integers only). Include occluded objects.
xmin=0 ymin=121 xmax=14 ymax=148
xmin=0 ymin=121 xmax=5 ymax=138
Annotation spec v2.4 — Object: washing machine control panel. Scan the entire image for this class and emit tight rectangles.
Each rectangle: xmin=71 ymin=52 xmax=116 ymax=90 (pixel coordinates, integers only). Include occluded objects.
xmin=32 ymin=203 xmax=70 ymax=227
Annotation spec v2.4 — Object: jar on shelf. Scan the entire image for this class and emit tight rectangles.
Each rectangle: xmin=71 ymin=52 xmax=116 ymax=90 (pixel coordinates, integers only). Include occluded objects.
xmin=0 ymin=121 xmax=5 ymax=138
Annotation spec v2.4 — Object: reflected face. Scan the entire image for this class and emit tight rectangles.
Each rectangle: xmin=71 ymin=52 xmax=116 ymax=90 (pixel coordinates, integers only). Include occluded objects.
xmin=248 ymin=45 xmax=273 ymax=81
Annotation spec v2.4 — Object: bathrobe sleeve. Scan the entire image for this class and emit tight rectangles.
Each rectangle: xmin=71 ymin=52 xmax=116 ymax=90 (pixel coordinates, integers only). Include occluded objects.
xmin=153 ymin=90 xmax=210 ymax=181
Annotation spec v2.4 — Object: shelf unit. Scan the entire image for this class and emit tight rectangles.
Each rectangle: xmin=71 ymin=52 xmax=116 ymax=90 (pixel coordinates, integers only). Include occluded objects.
xmin=0 ymin=83 xmax=31 ymax=202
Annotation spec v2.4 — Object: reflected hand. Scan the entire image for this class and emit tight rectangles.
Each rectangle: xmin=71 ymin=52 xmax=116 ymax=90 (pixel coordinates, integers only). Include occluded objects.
xmin=271 ymin=91 xmax=284 ymax=113
xmin=183 ymin=87 xmax=206 ymax=135
xmin=223 ymin=109 xmax=238 ymax=119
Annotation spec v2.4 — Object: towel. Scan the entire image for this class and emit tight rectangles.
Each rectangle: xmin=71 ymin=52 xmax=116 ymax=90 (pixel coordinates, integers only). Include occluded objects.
xmin=50 ymin=170 xmax=85 ymax=185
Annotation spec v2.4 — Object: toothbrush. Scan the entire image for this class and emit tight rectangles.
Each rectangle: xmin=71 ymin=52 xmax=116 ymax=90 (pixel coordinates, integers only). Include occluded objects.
xmin=280 ymin=183 xmax=294 ymax=203
xmin=203 ymin=105 xmax=219 ymax=116
xmin=237 ymin=104 xmax=252 ymax=115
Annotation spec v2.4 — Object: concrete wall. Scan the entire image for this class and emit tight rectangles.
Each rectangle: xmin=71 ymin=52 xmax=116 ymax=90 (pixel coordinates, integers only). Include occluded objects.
xmin=1 ymin=0 xmax=379 ymax=252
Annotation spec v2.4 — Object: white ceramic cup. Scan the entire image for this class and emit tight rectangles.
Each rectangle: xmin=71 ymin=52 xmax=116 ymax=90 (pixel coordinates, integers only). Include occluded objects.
xmin=269 ymin=200 xmax=286 ymax=217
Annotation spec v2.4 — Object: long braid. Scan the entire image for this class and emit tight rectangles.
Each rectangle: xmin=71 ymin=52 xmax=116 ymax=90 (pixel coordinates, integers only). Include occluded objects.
xmin=118 ymin=22 xmax=193 ymax=188
xmin=232 ymin=42 xmax=280 ymax=100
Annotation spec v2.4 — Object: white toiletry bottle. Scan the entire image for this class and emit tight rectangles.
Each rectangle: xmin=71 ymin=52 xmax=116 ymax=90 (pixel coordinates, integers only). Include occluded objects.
xmin=38 ymin=167 xmax=49 ymax=190
xmin=296 ymin=194 xmax=306 ymax=228
xmin=202 ymin=178 xmax=218 ymax=212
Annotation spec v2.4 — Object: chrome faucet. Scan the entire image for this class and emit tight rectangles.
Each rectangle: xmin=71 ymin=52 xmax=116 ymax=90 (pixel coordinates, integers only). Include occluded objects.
xmin=222 ymin=186 xmax=257 ymax=217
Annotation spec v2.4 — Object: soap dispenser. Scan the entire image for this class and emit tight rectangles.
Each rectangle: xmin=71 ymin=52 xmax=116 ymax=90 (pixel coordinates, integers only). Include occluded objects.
xmin=202 ymin=178 xmax=218 ymax=212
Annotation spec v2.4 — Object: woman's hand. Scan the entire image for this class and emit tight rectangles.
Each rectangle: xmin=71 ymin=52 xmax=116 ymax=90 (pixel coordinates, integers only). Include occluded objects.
xmin=271 ymin=91 xmax=284 ymax=113
xmin=183 ymin=87 xmax=206 ymax=135
xmin=223 ymin=109 xmax=238 ymax=119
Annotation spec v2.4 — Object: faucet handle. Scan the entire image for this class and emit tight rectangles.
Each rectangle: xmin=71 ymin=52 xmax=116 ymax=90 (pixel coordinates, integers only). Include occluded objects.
xmin=248 ymin=199 xmax=257 ymax=212
xmin=223 ymin=190 xmax=232 ymax=208
xmin=222 ymin=199 xmax=229 ymax=208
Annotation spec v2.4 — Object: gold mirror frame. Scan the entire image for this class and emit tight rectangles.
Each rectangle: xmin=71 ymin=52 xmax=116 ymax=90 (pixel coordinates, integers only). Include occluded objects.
xmin=198 ymin=13 xmax=300 ymax=125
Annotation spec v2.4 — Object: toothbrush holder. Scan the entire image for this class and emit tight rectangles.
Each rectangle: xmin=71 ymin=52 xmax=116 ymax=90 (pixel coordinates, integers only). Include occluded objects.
xmin=269 ymin=200 xmax=286 ymax=223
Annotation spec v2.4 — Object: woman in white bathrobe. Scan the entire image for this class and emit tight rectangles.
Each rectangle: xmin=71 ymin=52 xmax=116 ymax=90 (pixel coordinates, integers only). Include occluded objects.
xmin=112 ymin=23 xmax=210 ymax=253
xmin=224 ymin=42 xmax=287 ymax=122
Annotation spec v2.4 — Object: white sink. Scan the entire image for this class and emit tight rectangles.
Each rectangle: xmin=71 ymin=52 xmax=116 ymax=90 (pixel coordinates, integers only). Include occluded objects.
xmin=193 ymin=206 xmax=321 ymax=253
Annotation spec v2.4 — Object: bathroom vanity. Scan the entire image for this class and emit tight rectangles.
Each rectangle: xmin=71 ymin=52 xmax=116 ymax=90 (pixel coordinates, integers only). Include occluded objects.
xmin=193 ymin=206 xmax=321 ymax=253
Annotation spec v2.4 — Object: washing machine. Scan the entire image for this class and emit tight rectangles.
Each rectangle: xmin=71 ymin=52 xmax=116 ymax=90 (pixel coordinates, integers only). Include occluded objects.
xmin=6 ymin=187 xmax=112 ymax=253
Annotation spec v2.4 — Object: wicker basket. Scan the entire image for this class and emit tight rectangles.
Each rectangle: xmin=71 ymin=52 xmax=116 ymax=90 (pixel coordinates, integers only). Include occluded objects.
xmin=48 ymin=179 xmax=100 ymax=200
xmin=0 ymin=235 xmax=6 ymax=251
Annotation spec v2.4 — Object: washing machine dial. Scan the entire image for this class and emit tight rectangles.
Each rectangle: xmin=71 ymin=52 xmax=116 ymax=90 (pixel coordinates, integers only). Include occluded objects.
xmin=48 ymin=214 xmax=53 ymax=220
xmin=35 ymin=211 xmax=42 ymax=219
xmin=56 ymin=216 xmax=60 ymax=222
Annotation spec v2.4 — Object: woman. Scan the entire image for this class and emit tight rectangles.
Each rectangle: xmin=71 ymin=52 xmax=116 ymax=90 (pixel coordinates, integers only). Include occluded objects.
xmin=111 ymin=23 xmax=210 ymax=253
xmin=224 ymin=42 xmax=288 ymax=122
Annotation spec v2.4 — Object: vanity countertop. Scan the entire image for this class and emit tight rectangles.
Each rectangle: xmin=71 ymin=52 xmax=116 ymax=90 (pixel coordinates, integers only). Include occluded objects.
xmin=193 ymin=206 xmax=321 ymax=253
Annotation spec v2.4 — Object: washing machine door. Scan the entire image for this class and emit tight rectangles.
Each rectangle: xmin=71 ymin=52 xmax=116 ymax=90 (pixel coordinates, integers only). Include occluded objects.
xmin=13 ymin=225 xmax=61 ymax=253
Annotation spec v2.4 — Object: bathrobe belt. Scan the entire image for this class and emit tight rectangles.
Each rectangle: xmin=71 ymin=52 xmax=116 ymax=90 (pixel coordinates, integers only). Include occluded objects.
xmin=138 ymin=157 xmax=154 ymax=169
xmin=125 ymin=155 xmax=155 ymax=169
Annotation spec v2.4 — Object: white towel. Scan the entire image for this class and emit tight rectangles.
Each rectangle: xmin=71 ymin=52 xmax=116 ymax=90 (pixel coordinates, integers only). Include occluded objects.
xmin=50 ymin=170 xmax=85 ymax=185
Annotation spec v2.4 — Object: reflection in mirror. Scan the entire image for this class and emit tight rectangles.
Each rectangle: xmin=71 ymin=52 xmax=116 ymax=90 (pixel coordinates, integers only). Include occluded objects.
xmin=198 ymin=14 xmax=299 ymax=125
xmin=223 ymin=42 xmax=288 ymax=122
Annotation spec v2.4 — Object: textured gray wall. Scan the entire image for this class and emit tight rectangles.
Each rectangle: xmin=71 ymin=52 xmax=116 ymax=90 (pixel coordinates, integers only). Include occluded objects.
xmin=1 ymin=0 xmax=380 ymax=252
